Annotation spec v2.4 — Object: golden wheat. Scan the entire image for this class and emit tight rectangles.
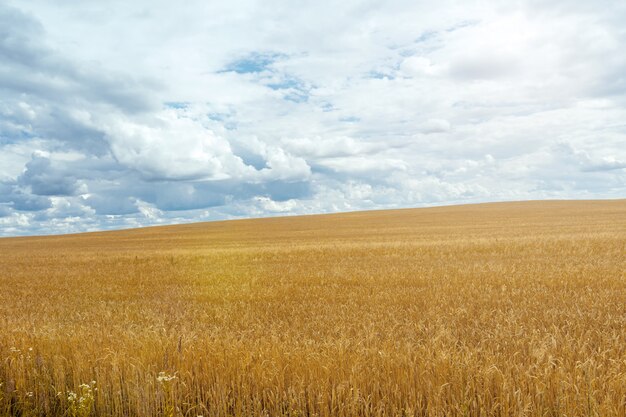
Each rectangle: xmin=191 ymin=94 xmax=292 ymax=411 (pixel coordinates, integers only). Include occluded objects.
xmin=0 ymin=200 xmax=625 ymax=416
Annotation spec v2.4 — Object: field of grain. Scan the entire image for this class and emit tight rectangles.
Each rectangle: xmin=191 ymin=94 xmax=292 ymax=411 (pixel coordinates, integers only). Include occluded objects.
xmin=0 ymin=200 xmax=625 ymax=416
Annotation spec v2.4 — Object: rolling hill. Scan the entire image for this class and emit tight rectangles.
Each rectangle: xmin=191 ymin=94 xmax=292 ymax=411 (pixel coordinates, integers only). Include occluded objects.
xmin=0 ymin=200 xmax=625 ymax=416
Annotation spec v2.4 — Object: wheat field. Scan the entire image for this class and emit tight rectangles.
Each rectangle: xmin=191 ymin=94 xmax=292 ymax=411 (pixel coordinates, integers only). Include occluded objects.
xmin=0 ymin=200 xmax=624 ymax=417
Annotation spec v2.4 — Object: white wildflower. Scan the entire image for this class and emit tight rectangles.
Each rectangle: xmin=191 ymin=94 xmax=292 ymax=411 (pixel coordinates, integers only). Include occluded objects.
xmin=157 ymin=371 xmax=177 ymax=383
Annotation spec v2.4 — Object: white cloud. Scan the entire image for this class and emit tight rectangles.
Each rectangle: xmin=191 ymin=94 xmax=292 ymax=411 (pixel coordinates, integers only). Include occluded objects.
xmin=135 ymin=199 xmax=163 ymax=220
xmin=253 ymin=196 xmax=299 ymax=213
xmin=419 ymin=119 xmax=451 ymax=134
xmin=256 ymin=147 xmax=311 ymax=181
xmin=282 ymin=136 xmax=382 ymax=158
xmin=0 ymin=0 xmax=625 ymax=235
xmin=400 ymin=56 xmax=442 ymax=77
xmin=103 ymin=110 xmax=253 ymax=181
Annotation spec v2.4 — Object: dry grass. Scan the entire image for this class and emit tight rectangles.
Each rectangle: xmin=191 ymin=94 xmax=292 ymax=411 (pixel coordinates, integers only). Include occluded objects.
xmin=0 ymin=200 xmax=625 ymax=417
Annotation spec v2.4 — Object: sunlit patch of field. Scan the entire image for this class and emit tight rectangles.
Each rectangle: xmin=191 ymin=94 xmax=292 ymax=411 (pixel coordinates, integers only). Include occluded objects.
xmin=0 ymin=200 xmax=624 ymax=417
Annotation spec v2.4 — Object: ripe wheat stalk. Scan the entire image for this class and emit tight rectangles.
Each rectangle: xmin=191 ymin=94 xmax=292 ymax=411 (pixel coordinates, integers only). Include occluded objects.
xmin=0 ymin=200 xmax=624 ymax=416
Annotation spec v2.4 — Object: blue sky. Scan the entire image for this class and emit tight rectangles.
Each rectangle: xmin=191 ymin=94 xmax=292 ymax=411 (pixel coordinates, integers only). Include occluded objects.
xmin=1 ymin=0 xmax=625 ymax=236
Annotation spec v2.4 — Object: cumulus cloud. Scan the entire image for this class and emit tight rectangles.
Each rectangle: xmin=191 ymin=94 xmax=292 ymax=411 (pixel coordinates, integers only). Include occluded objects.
xmin=103 ymin=111 xmax=254 ymax=181
xmin=253 ymin=196 xmax=299 ymax=213
xmin=17 ymin=153 xmax=84 ymax=196
xmin=0 ymin=0 xmax=625 ymax=236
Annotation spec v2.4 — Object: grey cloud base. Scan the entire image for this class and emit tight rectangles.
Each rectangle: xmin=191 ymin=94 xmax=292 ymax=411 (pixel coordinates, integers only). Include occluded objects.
xmin=0 ymin=0 xmax=625 ymax=236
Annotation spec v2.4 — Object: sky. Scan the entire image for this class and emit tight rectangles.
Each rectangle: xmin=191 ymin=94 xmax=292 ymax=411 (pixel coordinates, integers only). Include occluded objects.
xmin=1 ymin=0 xmax=625 ymax=236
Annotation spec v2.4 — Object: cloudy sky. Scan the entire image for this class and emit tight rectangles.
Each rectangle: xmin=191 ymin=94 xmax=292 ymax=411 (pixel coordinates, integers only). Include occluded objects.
xmin=1 ymin=0 xmax=625 ymax=236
